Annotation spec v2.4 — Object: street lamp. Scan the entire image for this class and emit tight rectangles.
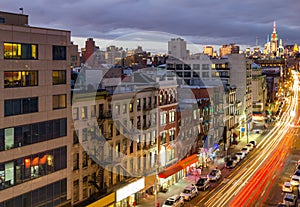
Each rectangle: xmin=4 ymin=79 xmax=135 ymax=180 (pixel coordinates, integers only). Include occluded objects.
xmin=154 ymin=148 xmax=162 ymax=207
xmin=244 ymin=111 xmax=249 ymax=144
xmin=246 ymin=119 xmax=249 ymax=144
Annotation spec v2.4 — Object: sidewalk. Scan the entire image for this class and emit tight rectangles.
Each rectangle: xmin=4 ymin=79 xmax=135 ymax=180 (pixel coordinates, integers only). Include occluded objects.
xmin=136 ymin=163 xmax=226 ymax=207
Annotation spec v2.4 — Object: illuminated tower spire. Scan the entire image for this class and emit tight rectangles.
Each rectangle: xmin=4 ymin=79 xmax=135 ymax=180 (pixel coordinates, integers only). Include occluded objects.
xmin=273 ymin=20 xmax=276 ymax=34
xmin=271 ymin=20 xmax=278 ymax=41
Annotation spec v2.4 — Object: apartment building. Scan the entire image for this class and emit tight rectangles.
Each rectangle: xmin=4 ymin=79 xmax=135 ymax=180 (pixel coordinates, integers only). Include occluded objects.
xmin=0 ymin=11 xmax=77 ymax=206
xmin=211 ymin=54 xmax=253 ymax=136
xmin=166 ymin=54 xmax=213 ymax=85
xmin=251 ymin=63 xmax=267 ymax=126
xmin=71 ymin=67 xmax=162 ymax=206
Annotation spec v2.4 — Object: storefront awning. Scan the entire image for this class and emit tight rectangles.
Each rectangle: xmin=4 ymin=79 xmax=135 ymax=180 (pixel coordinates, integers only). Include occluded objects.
xmin=158 ymin=164 xmax=183 ymax=179
xmin=87 ymin=192 xmax=115 ymax=207
xmin=178 ymin=154 xmax=199 ymax=168
xmin=144 ymin=174 xmax=156 ymax=189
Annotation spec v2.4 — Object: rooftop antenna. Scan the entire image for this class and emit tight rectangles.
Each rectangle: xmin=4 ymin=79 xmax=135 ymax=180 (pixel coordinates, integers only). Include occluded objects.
xmin=256 ymin=36 xmax=258 ymax=46
xmin=19 ymin=8 xmax=24 ymax=14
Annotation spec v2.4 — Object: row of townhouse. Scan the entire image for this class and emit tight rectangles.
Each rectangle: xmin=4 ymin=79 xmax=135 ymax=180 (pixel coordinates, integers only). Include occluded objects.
xmin=70 ymin=65 xmax=240 ymax=206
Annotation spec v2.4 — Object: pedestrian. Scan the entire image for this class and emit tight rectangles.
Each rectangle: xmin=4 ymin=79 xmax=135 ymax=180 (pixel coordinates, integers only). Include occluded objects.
xmin=133 ymin=200 xmax=136 ymax=207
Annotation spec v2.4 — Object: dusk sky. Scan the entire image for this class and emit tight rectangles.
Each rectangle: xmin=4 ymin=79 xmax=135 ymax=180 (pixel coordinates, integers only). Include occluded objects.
xmin=2 ymin=0 xmax=300 ymax=53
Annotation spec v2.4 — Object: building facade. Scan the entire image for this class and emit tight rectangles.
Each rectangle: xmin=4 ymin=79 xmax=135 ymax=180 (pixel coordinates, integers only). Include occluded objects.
xmin=0 ymin=11 xmax=76 ymax=206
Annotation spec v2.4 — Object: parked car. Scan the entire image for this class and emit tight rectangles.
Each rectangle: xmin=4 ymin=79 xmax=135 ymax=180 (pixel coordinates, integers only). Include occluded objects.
xmin=249 ymin=140 xmax=257 ymax=147
xmin=277 ymin=202 xmax=288 ymax=207
xmin=180 ymin=184 xmax=198 ymax=201
xmin=296 ymin=161 xmax=300 ymax=170
xmin=162 ymin=195 xmax=184 ymax=207
xmin=231 ymin=155 xmax=240 ymax=164
xmin=253 ymin=129 xmax=263 ymax=134
xmin=208 ymin=169 xmax=222 ymax=181
xmin=282 ymin=182 xmax=293 ymax=193
xmin=294 ymin=170 xmax=300 ymax=180
xmin=241 ymin=147 xmax=250 ymax=155
xmin=195 ymin=177 xmax=210 ymax=191
xmin=225 ymin=160 xmax=236 ymax=169
xmin=290 ymin=175 xmax=300 ymax=186
xmin=283 ymin=193 xmax=297 ymax=206
xmin=236 ymin=151 xmax=246 ymax=160
xmin=245 ymin=143 xmax=254 ymax=151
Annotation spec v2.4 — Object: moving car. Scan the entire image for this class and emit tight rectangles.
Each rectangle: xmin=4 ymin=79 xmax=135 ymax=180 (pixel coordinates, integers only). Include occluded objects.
xmin=282 ymin=182 xmax=293 ymax=193
xmin=195 ymin=177 xmax=210 ymax=191
xmin=162 ymin=195 xmax=184 ymax=207
xmin=180 ymin=185 xmax=198 ymax=201
xmin=283 ymin=193 xmax=297 ymax=206
xmin=208 ymin=169 xmax=222 ymax=181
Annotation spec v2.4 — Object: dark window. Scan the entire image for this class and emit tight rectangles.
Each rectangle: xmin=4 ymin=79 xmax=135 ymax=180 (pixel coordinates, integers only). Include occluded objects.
xmin=4 ymin=42 xmax=38 ymax=59
xmin=53 ymin=46 xmax=66 ymax=60
xmin=1 ymin=118 xmax=66 ymax=152
xmin=52 ymin=70 xmax=66 ymax=85
xmin=4 ymin=97 xmax=38 ymax=116
xmin=0 ymin=130 xmax=4 ymax=151
xmin=0 ymin=17 xmax=5 ymax=23
xmin=73 ymin=130 xmax=79 ymax=144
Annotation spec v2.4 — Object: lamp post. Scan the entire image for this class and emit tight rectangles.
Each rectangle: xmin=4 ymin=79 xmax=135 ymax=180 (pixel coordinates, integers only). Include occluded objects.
xmin=244 ymin=110 xmax=249 ymax=144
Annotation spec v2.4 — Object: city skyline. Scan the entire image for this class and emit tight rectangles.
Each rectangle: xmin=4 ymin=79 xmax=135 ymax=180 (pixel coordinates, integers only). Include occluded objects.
xmin=2 ymin=0 xmax=300 ymax=52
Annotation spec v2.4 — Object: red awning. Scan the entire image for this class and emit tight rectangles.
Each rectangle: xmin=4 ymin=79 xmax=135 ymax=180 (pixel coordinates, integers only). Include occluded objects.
xmin=178 ymin=154 xmax=199 ymax=168
xmin=158 ymin=164 xmax=183 ymax=179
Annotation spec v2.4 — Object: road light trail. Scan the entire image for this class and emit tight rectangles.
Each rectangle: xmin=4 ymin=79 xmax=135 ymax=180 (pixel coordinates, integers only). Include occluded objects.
xmin=199 ymin=71 xmax=299 ymax=207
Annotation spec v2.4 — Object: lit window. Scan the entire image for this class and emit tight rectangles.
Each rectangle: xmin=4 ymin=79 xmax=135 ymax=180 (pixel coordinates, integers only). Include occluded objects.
xmin=81 ymin=106 xmax=87 ymax=119
xmin=4 ymin=42 xmax=38 ymax=59
xmin=52 ymin=70 xmax=66 ymax=85
xmin=53 ymin=94 xmax=66 ymax=110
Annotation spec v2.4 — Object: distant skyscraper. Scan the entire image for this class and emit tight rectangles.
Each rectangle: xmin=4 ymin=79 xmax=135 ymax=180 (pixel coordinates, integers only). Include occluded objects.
xmin=264 ymin=21 xmax=279 ymax=57
xmin=270 ymin=21 xmax=278 ymax=55
xmin=204 ymin=46 xmax=214 ymax=57
xmin=219 ymin=43 xmax=239 ymax=57
xmin=168 ymin=38 xmax=189 ymax=60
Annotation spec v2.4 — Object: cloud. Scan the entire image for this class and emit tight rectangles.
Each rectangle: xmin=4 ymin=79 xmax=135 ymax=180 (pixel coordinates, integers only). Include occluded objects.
xmin=2 ymin=0 xmax=300 ymax=51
